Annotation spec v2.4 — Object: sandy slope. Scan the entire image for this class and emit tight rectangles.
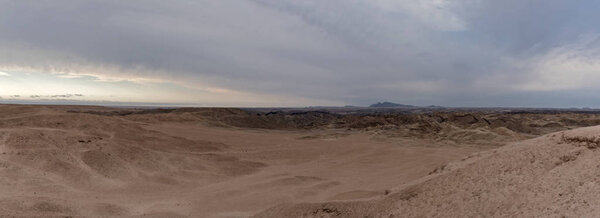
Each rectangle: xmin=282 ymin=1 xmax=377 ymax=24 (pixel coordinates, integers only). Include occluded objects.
xmin=4 ymin=104 xmax=600 ymax=217
xmin=255 ymin=126 xmax=600 ymax=217
xmin=0 ymin=105 xmax=488 ymax=217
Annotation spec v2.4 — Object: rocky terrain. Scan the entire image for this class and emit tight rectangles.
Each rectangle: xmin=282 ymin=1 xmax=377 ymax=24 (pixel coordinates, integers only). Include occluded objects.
xmin=2 ymin=104 xmax=600 ymax=217
xmin=75 ymin=106 xmax=600 ymax=146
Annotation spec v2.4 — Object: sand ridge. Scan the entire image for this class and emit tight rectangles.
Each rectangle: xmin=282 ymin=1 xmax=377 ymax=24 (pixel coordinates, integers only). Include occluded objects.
xmin=255 ymin=126 xmax=600 ymax=217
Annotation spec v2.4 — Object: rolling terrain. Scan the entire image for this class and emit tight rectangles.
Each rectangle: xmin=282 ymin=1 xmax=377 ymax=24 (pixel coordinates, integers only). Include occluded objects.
xmin=1 ymin=104 xmax=600 ymax=217
xmin=255 ymin=126 xmax=600 ymax=217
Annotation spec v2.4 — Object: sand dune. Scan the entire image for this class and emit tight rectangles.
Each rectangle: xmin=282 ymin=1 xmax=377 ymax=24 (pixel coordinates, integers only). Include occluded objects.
xmin=255 ymin=126 xmax=600 ymax=217
xmin=1 ymin=104 xmax=600 ymax=217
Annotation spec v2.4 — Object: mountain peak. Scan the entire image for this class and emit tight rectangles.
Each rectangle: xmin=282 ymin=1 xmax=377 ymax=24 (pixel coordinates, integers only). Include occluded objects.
xmin=369 ymin=101 xmax=415 ymax=108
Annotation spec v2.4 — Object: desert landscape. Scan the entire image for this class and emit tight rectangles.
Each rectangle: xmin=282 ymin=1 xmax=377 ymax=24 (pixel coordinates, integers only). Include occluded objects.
xmin=4 ymin=1 xmax=600 ymax=217
xmin=2 ymin=104 xmax=600 ymax=217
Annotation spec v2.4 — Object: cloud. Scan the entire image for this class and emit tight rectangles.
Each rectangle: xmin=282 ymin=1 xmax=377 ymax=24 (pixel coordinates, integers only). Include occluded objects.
xmin=0 ymin=71 xmax=9 ymax=76
xmin=370 ymin=0 xmax=467 ymax=31
xmin=512 ymin=35 xmax=600 ymax=91
xmin=29 ymin=94 xmax=83 ymax=99
xmin=1 ymin=0 xmax=600 ymax=106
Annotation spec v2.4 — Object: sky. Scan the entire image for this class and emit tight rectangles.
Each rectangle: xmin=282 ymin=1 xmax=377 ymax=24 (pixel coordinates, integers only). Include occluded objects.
xmin=2 ymin=0 xmax=600 ymax=107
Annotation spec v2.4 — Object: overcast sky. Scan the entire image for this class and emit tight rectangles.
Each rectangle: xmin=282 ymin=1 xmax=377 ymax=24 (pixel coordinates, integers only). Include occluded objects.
xmin=1 ymin=0 xmax=600 ymax=107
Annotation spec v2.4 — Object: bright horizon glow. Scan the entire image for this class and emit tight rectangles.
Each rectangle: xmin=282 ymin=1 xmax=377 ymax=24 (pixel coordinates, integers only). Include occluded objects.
xmin=0 ymin=70 xmax=343 ymax=107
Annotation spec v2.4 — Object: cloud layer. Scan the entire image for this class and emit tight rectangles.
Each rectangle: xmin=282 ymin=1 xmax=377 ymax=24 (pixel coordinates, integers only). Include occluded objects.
xmin=1 ymin=0 xmax=600 ymax=107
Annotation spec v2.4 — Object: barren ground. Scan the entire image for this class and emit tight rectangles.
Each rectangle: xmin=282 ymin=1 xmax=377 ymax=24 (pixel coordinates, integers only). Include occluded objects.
xmin=1 ymin=104 xmax=600 ymax=217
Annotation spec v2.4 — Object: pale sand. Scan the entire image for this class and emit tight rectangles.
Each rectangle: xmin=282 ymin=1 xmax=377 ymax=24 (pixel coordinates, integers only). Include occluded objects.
xmin=255 ymin=126 xmax=600 ymax=217
xmin=0 ymin=105 xmax=484 ymax=217
xmin=1 ymin=104 xmax=599 ymax=217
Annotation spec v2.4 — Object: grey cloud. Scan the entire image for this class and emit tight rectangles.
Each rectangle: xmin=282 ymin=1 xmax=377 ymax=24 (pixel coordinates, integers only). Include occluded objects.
xmin=1 ymin=0 xmax=600 ymax=106
xmin=454 ymin=1 xmax=598 ymax=56
xmin=51 ymin=94 xmax=73 ymax=98
xmin=29 ymin=94 xmax=84 ymax=98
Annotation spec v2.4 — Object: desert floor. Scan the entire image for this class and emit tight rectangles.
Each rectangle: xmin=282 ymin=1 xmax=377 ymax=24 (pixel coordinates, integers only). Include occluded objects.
xmin=1 ymin=105 xmax=600 ymax=217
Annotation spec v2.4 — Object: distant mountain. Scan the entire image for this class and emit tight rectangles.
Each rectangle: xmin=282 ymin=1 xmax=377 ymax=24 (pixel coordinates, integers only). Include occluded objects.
xmin=369 ymin=101 xmax=416 ymax=108
xmin=426 ymin=105 xmax=444 ymax=108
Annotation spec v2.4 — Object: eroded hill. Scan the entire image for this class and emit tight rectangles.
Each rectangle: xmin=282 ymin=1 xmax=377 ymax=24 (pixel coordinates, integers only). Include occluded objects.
xmin=75 ymin=107 xmax=600 ymax=146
